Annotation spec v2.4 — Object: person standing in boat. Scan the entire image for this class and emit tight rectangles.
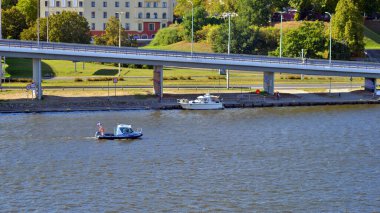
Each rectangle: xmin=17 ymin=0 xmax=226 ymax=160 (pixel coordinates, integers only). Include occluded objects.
xmin=97 ymin=122 xmax=105 ymax=136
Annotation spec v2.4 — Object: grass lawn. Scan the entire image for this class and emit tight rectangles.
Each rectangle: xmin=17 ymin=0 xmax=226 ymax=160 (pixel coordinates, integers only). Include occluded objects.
xmin=143 ymin=41 xmax=213 ymax=53
xmin=363 ymin=25 xmax=380 ymax=49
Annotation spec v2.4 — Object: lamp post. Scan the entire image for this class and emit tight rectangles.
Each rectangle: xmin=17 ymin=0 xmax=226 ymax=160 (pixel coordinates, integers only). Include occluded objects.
xmin=37 ymin=0 xmax=40 ymax=46
xmin=222 ymin=12 xmax=237 ymax=89
xmin=47 ymin=0 xmax=49 ymax=42
xmin=325 ymin=12 xmax=332 ymax=65
xmin=279 ymin=11 xmax=285 ymax=58
xmin=0 ymin=0 xmax=2 ymax=87
xmin=116 ymin=12 xmax=124 ymax=76
xmin=188 ymin=0 xmax=193 ymax=56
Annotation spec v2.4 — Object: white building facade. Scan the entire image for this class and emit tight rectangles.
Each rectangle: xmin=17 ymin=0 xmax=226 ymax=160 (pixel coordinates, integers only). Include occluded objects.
xmin=40 ymin=0 xmax=176 ymax=39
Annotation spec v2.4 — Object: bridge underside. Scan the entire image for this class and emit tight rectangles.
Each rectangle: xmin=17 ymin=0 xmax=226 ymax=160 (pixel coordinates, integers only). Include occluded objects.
xmin=1 ymin=50 xmax=379 ymax=99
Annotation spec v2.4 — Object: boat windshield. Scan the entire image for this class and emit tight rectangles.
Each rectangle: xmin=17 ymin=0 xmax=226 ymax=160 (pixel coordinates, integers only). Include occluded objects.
xmin=120 ymin=127 xmax=133 ymax=134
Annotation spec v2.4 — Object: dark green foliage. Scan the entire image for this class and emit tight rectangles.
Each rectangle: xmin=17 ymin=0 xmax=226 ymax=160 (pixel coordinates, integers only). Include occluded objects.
xmin=20 ymin=11 xmax=91 ymax=44
xmin=332 ymin=0 xmax=364 ymax=56
xmin=94 ymin=16 xmax=137 ymax=47
xmin=273 ymin=21 xmax=326 ymax=58
xmin=182 ymin=6 xmax=210 ymax=41
xmin=150 ymin=24 xmax=184 ymax=46
xmin=2 ymin=7 xmax=28 ymax=39
xmin=2 ymin=0 xmax=18 ymax=9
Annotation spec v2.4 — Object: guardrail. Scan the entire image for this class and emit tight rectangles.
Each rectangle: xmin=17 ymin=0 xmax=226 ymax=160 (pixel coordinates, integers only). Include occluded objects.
xmin=0 ymin=39 xmax=380 ymax=70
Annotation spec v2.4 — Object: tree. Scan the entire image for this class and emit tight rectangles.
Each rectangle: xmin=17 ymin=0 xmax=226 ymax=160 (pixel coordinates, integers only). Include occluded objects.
xmin=16 ymin=0 xmax=38 ymax=25
xmin=94 ymin=16 xmax=136 ymax=47
xmin=182 ymin=6 xmax=208 ymax=41
xmin=20 ymin=18 xmax=47 ymax=41
xmin=274 ymin=21 xmax=326 ymax=58
xmin=237 ymin=0 xmax=272 ymax=26
xmin=21 ymin=11 xmax=91 ymax=44
xmin=2 ymin=7 xmax=28 ymax=39
xmin=150 ymin=24 xmax=184 ymax=46
xmin=332 ymin=0 xmax=364 ymax=56
xmin=2 ymin=0 xmax=18 ymax=9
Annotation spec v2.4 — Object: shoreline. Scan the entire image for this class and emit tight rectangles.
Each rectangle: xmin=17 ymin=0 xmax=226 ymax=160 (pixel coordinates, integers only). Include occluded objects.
xmin=0 ymin=91 xmax=380 ymax=114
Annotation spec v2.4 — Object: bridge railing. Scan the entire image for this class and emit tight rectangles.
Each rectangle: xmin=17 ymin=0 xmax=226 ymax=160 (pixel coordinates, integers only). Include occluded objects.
xmin=1 ymin=39 xmax=380 ymax=70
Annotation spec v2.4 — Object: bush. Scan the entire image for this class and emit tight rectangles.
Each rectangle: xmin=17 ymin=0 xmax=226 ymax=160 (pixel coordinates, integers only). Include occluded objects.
xmin=5 ymin=78 xmax=32 ymax=83
xmin=87 ymin=77 xmax=114 ymax=81
xmin=150 ymin=24 xmax=184 ymax=46
xmin=196 ymin=24 xmax=217 ymax=42
xmin=74 ymin=78 xmax=83 ymax=82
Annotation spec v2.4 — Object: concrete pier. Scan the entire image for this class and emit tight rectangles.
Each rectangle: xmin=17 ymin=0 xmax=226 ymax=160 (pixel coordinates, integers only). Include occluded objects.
xmin=153 ymin=65 xmax=163 ymax=98
xmin=364 ymin=78 xmax=377 ymax=92
xmin=32 ymin=58 xmax=42 ymax=100
xmin=264 ymin=72 xmax=274 ymax=95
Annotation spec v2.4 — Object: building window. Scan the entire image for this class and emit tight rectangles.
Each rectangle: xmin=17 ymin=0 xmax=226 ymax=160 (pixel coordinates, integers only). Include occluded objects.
xmin=103 ymin=23 xmax=107 ymax=30
xmin=125 ymin=23 xmax=130 ymax=30
xmin=146 ymin=2 xmax=150 ymax=7
xmin=103 ymin=12 xmax=107 ymax=19
xmin=68 ymin=1 xmax=72 ymax=7
xmin=115 ymin=1 xmax=119 ymax=7
xmin=146 ymin=13 xmax=150 ymax=19
xmin=151 ymin=34 xmax=155 ymax=38
xmin=149 ymin=23 xmax=155 ymax=31
xmin=138 ymin=23 xmax=143 ymax=31
xmin=45 ymin=11 xmax=49 ymax=17
xmin=134 ymin=34 xmax=140 ymax=39
xmin=138 ymin=2 xmax=142 ymax=7
xmin=162 ymin=2 xmax=167 ymax=8
xmin=79 ymin=11 xmax=83 ymax=16
xmin=45 ymin=1 xmax=48 ymax=7
xmin=162 ymin=23 xmax=166 ymax=28
xmin=125 ymin=1 xmax=130 ymax=7
xmin=138 ymin=12 xmax=143 ymax=19
xmin=115 ymin=13 xmax=119 ymax=18
xmin=91 ymin=11 xmax=95 ymax=18
xmin=91 ymin=1 xmax=95 ymax=7
xmin=91 ymin=23 xmax=95 ymax=30
xmin=141 ymin=34 xmax=148 ymax=39
xmin=153 ymin=2 xmax=158 ymax=8
xmin=56 ymin=1 xmax=60 ymax=7
xmin=154 ymin=13 xmax=158 ymax=19
xmin=125 ymin=12 xmax=130 ymax=19
xmin=103 ymin=1 xmax=107 ymax=7
xmin=162 ymin=13 xmax=167 ymax=19
xmin=79 ymin=1 xmax=83 ymax=7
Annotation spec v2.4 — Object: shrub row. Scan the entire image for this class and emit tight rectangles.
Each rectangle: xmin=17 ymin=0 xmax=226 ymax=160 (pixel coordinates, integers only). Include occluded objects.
xmin=208 ymin=76 xmax=226 ymax=80
xmin=163 ymin=76 xmax=192 ymax=80
xmin=4 ymin=78 xmax=32 ymax=83
xmin=74 ymin=77 xmax=125 ymax=82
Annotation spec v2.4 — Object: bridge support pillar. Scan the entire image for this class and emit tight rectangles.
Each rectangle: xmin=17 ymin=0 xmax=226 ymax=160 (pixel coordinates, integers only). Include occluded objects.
xmin=218 ymin=68 xmax=226 ymax=75
xmin=263 ymin=72 xmax=274 ymax=95
xmin=226 ymin=70 xmax=230 ymax=89
xmin=33 ymin=58 xmax=43 ymax=100
xmin=153 ymin=65 xmax=163 ymax=99
xmin=364 ymin=78 xmax=377 ymax=92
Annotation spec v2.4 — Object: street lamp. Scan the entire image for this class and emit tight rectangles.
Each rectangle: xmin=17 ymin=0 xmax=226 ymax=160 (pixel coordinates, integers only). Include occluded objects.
xmin=0 ymin=0 xmax=2 ymax=87
xmin=116 ymin=12 xmax=124 ymax=76
xmin=222 ymin=12 xmax=237 ymax=89
xmin=37 ymin=0 xmax=40 ymax=46
xmin=188 ymin=0 xmax=193 ymax=56
xmin=279 ymin=11 xmax=285 ymax=58
xmin=325 ymin=12 xmax=332 ymax=65
xmin=47 ymin=0 xmax=50 ymax=42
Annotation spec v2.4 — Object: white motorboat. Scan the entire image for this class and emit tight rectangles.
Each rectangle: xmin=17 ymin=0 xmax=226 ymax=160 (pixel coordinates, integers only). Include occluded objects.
xmin=95 ymin=124 xmax=143 ymax=140
xmin=177 ymin=93 xmax=224 ymax=110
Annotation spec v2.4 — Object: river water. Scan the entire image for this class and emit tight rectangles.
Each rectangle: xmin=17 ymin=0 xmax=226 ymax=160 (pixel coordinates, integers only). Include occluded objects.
xmin=1 ymin=106 xmax=380 ymax=212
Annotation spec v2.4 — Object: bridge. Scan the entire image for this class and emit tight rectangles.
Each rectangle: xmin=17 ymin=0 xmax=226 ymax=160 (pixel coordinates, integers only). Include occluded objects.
xmin=0 ymin=39 xmax=379 ymax=100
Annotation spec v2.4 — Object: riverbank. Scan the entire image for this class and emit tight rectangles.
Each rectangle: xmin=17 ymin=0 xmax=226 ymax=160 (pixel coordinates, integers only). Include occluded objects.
xmin=0 ymin=89 xmax=379 ymax=113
